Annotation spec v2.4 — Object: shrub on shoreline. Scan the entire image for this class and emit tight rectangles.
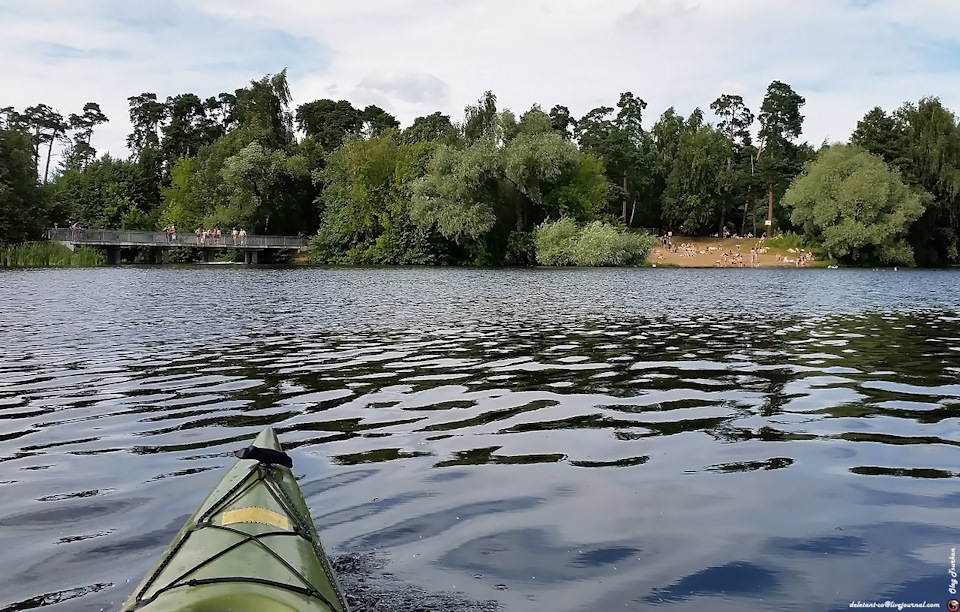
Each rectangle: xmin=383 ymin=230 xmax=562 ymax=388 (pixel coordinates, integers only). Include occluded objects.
xmin=764 ymin=232 xmax=805 ymax=251
xmin=1 ymin=242 xmax=104 ymax=267
xmin=534 ymin=219 xmax=655 ymax=266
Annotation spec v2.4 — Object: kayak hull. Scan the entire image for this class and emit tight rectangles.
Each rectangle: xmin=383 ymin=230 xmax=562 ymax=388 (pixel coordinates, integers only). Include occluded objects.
xmin=121 ymin=427 xmax=348 ymax=612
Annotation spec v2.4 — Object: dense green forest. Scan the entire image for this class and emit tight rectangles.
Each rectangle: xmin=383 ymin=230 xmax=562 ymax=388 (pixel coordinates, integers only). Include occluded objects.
xmin=2 ymin=70 xmax=960 ymax=266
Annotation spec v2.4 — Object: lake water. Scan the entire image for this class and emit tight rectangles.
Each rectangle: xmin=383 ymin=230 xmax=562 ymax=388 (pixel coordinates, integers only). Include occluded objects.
xmin=2 ymin=266 xmax=960 ymax=612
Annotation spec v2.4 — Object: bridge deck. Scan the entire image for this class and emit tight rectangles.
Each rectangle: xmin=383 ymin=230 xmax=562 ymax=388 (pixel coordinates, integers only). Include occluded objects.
xmin=47 ymin=228 xmax=309 ymax=250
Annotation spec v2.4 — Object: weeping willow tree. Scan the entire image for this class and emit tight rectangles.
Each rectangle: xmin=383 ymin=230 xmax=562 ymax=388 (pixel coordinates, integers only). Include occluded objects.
xmin=411 ymin=99 xmax=608 ymax=264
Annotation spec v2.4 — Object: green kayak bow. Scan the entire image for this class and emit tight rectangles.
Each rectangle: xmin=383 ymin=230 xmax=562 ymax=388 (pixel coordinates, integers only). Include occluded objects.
xmin=121 ymin=427 xmax=348 ymax=612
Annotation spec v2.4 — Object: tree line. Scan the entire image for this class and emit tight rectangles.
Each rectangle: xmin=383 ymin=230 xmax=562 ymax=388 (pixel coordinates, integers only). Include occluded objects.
xmin=2 ymin=69 xmax=959 ymax=266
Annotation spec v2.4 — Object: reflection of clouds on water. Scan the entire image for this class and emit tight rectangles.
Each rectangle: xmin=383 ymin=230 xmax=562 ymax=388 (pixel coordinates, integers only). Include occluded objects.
xmin=1 ymin=267 xmax=960 ymax=610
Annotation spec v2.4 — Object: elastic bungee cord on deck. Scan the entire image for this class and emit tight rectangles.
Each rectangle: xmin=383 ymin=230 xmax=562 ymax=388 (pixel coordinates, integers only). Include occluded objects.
xmin=128 ymin=446 xmax=347 ymax=611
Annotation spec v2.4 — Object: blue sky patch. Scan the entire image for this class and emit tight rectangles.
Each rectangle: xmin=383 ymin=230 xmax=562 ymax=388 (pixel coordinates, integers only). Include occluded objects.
xmin=89 ymin=0 xmax=333 ymax=77
xmin=914 ymin=37 xmax=960 ymax=73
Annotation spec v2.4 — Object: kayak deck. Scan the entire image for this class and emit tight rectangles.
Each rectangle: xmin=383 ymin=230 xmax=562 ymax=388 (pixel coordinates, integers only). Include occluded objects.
xmin=122 ymin=427 xmax=348 ymax=612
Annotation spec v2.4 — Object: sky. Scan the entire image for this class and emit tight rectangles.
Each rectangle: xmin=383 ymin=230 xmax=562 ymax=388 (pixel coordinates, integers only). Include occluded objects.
xmin=4 ymin=0 xmax=960 ymax=164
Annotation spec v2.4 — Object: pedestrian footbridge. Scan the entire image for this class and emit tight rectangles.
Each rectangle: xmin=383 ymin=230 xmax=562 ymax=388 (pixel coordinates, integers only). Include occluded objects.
xmin=46 ymin=228 xmax=309 ymax=264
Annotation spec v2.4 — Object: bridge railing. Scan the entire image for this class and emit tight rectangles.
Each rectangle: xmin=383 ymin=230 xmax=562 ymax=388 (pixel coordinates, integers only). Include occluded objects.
xmin=46 ymin=228 xmax=309 ymax=249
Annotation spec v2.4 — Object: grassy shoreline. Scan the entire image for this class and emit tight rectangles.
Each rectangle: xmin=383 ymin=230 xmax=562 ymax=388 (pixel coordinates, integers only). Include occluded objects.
xmin=1 ymin=242 xmax=104 ymax=267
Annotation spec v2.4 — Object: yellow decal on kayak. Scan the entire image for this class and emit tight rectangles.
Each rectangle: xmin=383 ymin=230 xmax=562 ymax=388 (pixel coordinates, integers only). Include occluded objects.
xmin=221 ymin=507 xmax=291 ymax=530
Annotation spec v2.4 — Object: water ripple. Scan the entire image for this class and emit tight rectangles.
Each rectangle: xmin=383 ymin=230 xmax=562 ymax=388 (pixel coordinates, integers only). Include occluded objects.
xmin=2 ymin=267 xmax=960 ymax=610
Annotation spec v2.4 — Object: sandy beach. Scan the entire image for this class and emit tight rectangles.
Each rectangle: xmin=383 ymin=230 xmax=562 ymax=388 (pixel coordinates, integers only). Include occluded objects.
xmin=650 ymin=236 xmax=818 ymax=268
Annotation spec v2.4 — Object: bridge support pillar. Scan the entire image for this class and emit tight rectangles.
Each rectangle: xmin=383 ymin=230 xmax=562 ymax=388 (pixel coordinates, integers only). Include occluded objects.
xmin=107 ymin=247 xmax=121 ymax=265
xmin=244 ymin=250 xmax=259 ymax=264
xmin=203 ymin=250 xmax=214 ymax=263
xmin=152 ymin=248 xmax=170 ymax=264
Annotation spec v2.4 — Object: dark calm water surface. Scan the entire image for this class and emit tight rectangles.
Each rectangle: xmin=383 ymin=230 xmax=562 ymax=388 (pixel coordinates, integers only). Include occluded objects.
xmin=2 ymin=266 xmax=960 ymax=612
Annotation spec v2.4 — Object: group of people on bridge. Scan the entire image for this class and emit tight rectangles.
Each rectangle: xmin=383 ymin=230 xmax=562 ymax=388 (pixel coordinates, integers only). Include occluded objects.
xmin=159 ymin=226 xmax=249 ymax=246
xmin=195 ymin=227 xmax=247 ymax=246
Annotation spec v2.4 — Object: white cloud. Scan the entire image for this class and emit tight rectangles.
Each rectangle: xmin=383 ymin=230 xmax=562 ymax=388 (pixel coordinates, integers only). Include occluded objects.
xmin=356 ymin=73 xmax=450 ymax=107
xmin=4 ymin=0 xmax=960 ymax=161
